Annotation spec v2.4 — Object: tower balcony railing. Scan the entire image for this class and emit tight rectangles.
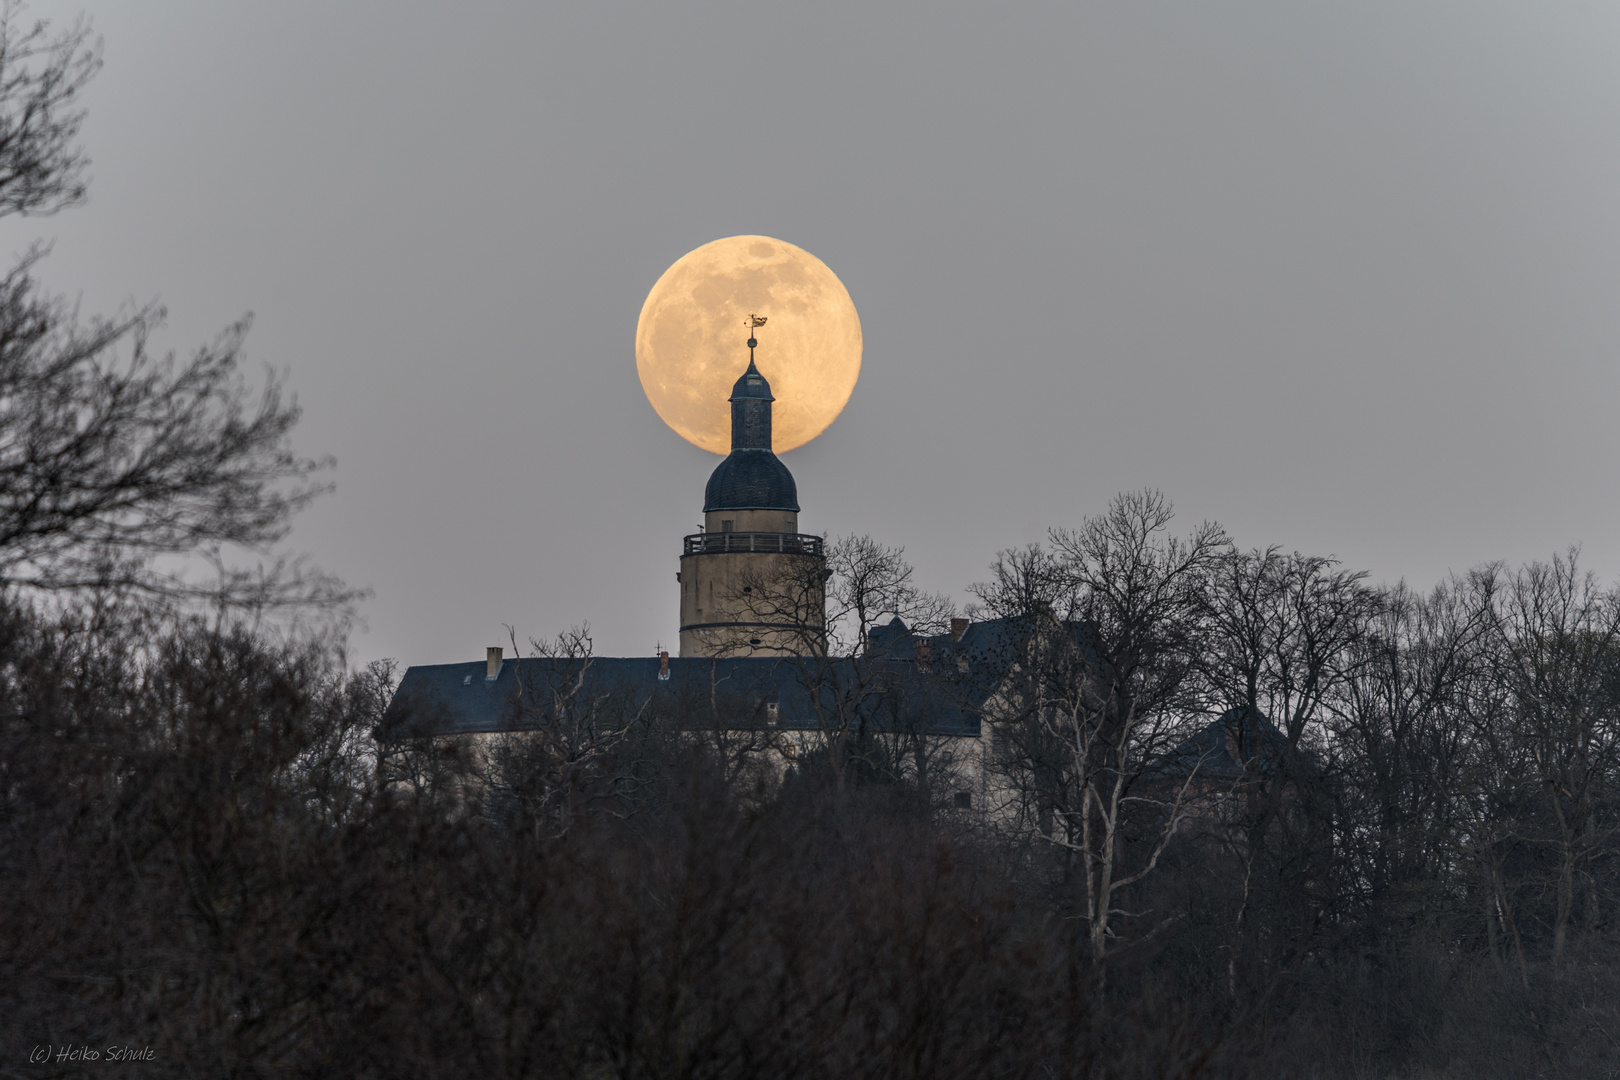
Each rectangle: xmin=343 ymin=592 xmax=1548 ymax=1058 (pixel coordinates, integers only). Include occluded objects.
xmin=683 ymin=532 xmax=825 ymax=556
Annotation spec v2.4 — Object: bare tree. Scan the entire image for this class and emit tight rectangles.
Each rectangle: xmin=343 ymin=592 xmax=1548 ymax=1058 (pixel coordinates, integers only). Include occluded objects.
xmin=0 ymin=0 xmax=98 ymax=218
xmin=733 ymin=533 xmax=959 ymax=794
xmin=0 ymin=6 xmax=346 ymax=616
xmin=0 ymin=272 xmax=340 ymax=606
xmin=1194 ymin=545 xmax=1378 ymax=963
xmin=1330 ymin=577 xmax=1492 ymax=953
xmin=976 ymin=490 xmax=1226 ymax=982
xmin=1478 ymin=551 xmax=1620 ymax=964
xmin=481 ymin=625 xmax=678 ymax=834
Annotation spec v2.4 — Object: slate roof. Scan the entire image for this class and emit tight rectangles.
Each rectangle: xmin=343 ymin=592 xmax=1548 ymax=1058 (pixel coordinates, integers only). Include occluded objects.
xmin=379 ymin=651 xmax=985 ymax=742
xmin=378 ymin=616 xmax=1107 ymax=743
xmin=1155 ymin=706 xmax=1290 ymax=781
xmin=704 ymin=449 xmax=799 ymax=512
xmin=729 ymin=360 xmax=774 ymax=401
xmin=866 ymin=614 xmax=1096 ymax=667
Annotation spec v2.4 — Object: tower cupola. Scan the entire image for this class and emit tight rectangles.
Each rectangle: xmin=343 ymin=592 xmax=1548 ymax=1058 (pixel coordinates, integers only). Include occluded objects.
xmin=703 ymin=339 xmax=798 ymax=513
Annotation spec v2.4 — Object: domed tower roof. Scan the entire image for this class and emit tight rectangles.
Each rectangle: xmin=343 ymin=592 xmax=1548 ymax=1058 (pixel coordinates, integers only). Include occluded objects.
xmin=704 ymin=451 xmax=799 ymax=512
xmin=704 ymin=352 xmax=799 ymax=512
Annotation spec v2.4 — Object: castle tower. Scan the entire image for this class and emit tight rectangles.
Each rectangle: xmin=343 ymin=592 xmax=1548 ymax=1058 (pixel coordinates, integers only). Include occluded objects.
xmin=678 ymin=332 xmax=827 ymax=657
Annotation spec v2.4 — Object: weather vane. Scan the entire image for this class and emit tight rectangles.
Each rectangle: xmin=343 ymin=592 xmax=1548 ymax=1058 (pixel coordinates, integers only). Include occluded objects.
xmin=746 ymin=314 xmax=767 ymax=361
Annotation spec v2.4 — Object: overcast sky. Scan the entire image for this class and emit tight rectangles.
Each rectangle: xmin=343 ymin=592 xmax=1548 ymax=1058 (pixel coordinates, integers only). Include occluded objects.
xmin=16 ymin=1 xmax=1620 ymax=665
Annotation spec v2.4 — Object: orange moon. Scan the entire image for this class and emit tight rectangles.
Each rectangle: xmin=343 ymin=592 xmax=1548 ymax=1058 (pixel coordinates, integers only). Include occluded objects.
xmin=636 ymin=235 xmax=862 ymax=454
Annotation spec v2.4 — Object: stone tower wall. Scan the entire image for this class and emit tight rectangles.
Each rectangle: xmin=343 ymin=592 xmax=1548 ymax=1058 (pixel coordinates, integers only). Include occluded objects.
xmin=678 ymin=548 xmax=826 ymax=657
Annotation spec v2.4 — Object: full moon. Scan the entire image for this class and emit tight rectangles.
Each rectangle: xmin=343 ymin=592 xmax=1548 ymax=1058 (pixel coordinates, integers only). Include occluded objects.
xmin=636 ymin=235 xmax=862 ymax=455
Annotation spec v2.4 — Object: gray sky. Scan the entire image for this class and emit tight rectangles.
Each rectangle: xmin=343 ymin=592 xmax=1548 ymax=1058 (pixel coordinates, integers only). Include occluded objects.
xmin=17 ymin=1 xmax=1620 ymax=665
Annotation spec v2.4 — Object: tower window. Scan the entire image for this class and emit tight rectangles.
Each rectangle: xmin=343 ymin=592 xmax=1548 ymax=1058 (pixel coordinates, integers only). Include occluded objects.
xmin=721 ymin=520 xmax=734 ymax=533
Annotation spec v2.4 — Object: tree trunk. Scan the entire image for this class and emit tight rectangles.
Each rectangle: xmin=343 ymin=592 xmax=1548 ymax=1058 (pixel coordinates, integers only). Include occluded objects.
xmin=1491 ymin=867 xmax=1530 ymax=991
xmin=1553 ymin=843 xmax=1574 ymax=965
xmin=1483 ymin=868 xmax=1501 ymax=970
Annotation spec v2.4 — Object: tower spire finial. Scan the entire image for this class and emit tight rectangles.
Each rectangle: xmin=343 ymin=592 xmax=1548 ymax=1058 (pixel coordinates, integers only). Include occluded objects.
xmin=745 ymin=314 xmax=767 ymax=366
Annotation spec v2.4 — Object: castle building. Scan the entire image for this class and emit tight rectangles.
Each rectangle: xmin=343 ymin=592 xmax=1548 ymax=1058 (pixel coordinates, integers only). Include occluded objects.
xmin=678 ymin=337 xmax=827 ymax=657
xmin=378 ymin=338 xmax=859 ymax=744
xmin=375 ymin=335 xmax=1276 ymax=825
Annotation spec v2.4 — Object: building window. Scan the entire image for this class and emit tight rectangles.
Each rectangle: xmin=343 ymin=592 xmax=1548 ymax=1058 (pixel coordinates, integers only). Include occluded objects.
xmin=765 ymin=702 xmax=779 ymax=726
xmin=721 ymin=520 xmax=734 ymax=533
xmin=953 ymin=792 xmax=972 ymax=809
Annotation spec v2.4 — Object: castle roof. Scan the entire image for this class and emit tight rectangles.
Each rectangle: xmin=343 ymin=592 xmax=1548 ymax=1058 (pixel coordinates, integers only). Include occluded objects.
xmin=729 ymin=359 xmax=774 ymax=401
xmin=1155 ymin=706 xmax=1291 ymax=780
xmin=704 ymin=450 xmax=799 ymax=512
xmin=377 ymin=652 xmax=985 ymax=741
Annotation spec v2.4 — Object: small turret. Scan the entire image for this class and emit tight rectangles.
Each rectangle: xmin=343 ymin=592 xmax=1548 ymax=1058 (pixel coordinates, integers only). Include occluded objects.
xmin=728 ymin=360 xmax=774 ymax=450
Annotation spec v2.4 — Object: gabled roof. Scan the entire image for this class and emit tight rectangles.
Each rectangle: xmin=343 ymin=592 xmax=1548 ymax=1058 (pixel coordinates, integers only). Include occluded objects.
xmin=1156 ymin=706 xmax=1290 ymax=781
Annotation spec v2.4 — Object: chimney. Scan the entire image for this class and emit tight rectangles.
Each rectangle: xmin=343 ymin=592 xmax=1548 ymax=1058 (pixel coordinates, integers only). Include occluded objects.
xmin=950 ymin=618 xmax=969 ymax=641
xmin=486 ymin=646 xmax=502 ymax=680
xmin=658 ymin=650 xmax=670 ymax=681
